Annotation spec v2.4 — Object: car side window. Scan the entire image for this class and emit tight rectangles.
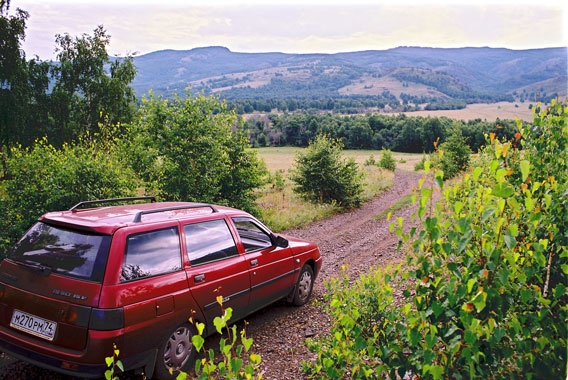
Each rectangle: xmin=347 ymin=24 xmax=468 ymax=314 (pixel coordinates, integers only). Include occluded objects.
xmin=121 ymin=227 xmax=182 ymax=282
xmin=232 ymin=218 xmax=273 ymax=252
xmin=184 ymin=219 xmax=238 ymax=266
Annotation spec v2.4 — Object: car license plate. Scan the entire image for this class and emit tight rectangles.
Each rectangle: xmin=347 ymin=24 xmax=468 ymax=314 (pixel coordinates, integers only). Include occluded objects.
xmin=10 ymin=309 xmax=57 ymax=341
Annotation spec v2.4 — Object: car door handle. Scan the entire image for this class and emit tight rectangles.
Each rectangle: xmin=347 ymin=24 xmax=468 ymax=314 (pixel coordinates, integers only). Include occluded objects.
xmin=250 ymin=259 xmax=258 ymax=266
xmin=194 ymin=274 xmax=205 ymax=282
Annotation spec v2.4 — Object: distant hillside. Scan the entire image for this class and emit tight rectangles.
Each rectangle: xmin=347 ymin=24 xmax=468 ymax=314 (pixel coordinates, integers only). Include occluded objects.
xmin=131 ymin=46 xmax=567 ymax=109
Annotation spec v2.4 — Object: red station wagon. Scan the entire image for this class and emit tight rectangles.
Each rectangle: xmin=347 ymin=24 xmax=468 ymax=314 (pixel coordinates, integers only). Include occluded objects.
xmin=0 ymin=197 xmax=322 ymax=379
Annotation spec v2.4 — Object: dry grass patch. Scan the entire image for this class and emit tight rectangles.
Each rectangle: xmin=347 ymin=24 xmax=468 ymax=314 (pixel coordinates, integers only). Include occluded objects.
xmin=397 ymin=101 xmax=533 ymax=122
xmin=255 ymin=147 xmax=404 ymax=231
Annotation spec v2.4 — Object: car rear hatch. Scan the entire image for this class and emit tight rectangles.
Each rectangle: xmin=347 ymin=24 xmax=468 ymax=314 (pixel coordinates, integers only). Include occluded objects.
xmin=0 ymin=222 xmax=111 ymax=351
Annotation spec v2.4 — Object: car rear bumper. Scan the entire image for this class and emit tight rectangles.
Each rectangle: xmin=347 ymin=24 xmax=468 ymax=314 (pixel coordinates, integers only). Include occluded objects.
xmin=0 ymin=336 xmax=157 ymax=378
xmin=0 ymin=337 xmax=106 ymax=378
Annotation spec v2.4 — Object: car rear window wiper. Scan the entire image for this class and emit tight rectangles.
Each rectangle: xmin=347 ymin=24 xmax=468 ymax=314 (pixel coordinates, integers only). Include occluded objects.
xmin=18 ymin=260 xmax=52 ymax=276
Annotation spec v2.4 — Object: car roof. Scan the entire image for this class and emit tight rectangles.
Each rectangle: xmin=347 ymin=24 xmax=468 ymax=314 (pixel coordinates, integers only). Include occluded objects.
xmin=40 ymin=202 xmax=246 ymax=234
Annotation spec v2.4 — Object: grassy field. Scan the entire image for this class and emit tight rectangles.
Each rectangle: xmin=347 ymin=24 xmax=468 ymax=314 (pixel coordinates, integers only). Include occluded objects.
xmin=397 ymin=101 xmax=534 ymax=122
xmin=255 ymin=147 xmax=424 ymax=173
xmin=243 ymin=101 xmax=536 ymax=123
xmin=254 ymin=147 xmax=422 ymax=231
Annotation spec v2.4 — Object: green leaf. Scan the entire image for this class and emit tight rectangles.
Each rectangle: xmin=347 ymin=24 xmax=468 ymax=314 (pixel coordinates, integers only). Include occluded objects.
xmin=467 ymin=278 xmax=477 ymax=293
xmin=427 ymin=364 xmax=445 ymax=380
xmin=230 ymin=358 xmax=243 ymax=372
xmin=472 ymin=290 xmax=487 ymax=312
xmin=492 ymin=182 xmax=515 ymax=198
xmin=192 ymin=335 xmax=205 ymax=351
xmin=454 ymin=201 xmax=464 ymax=215
xmin=504 ymin=234 xmax=517 ymax=249
xmin=213 ymin=316 xmax=225 ymax=334
xmin=242 ymin=335 xmax=253 ymax=351
xmin=482 ymin=206 xmax=496 ymax=222
xmin=195 ymin=321 xmax=205 ymax=335
xmin=520 ymin=160 xmax=530 ymax=182
xmin=425 ymin=332 xmax=438 ymax=349
xmin=249 ymin=353 xmax=261 ymax=364
xmin=473 ymin=166 xmax=483 ymax=180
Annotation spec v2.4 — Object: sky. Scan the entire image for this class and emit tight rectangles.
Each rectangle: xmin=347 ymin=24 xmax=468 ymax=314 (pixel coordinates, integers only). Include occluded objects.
xmin=11 ymin=0 xmax=568 ymax=60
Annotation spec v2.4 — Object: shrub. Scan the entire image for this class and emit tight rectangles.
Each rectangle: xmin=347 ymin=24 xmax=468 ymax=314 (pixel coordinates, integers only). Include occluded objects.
xmin=268 ymin=169 xmax=286 ymax=191
xmin=0 ymin=138 xmax=139 ymax=257
xmin=290 ymin=134 xmax=364 ymax=208
xmin=364 ymin=155 xmax=377 ymax=166
xmin=432 ymin=125 xmax=472 ymax=179
xmin=303 ymin=99 xmax=567 ymax=379
xmin=123 ymin=93 xmax=267 ymax=213
xmin=378 ymin=149 xmax=396 ymax=171
xmin=414 ymin=154 xmax=427 ymax=171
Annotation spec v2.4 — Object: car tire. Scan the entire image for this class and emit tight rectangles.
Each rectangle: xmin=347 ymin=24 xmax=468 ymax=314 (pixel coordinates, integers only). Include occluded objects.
xmin=291 ymin=264 xmax=314 ymax=306
xmin=153 ymin=323 xmax=197 ymax=380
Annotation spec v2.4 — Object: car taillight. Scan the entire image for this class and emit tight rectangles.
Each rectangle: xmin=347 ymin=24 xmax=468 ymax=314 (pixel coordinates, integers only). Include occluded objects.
xmin=64 ymin=305 xmax=91 ymax=327
xmin=89 ymin=308 xmax=124 ymax=330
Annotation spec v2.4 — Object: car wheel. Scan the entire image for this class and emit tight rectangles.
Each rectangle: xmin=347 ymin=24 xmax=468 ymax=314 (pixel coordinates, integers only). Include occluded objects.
xmin=292 ymin=264 xmax=314 ymax=306
xmin=153 ymin=323 xmax=196 ymax=380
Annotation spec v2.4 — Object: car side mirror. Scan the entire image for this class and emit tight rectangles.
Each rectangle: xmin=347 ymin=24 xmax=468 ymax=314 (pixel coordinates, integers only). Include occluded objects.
xmin=274 ymin=235 xmax=289 ymax=248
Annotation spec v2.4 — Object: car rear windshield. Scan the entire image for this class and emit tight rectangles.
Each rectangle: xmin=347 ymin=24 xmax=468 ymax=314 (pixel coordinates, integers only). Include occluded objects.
xmin=10 ymin=222 xmax=111 ymax=282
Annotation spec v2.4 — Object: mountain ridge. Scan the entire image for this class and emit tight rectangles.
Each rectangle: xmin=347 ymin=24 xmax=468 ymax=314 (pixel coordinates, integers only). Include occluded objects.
xmin=130 ymin=46 xmax=568 ymax=105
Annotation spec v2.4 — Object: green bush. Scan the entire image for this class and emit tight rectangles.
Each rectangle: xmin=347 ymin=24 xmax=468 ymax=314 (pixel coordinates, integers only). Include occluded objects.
xmin=432 ymin=125 xmax=472 ymax=179
xmin=303 ymin=99 xmax=567 ymax=379
xmin=123 ymin=93 xmax=267 ymax=214
xmin=364 ymin=155 xmax=377 ymax=166
xmin=290 ymin=134 xmax=364 ymax=208
xmin=271 ymin=169 xmax=286 ymax=191
xmin=0 ymin=138 xmax=138 ymax=257
xmin=378 ymin=149 xmax=396 ymax=171
xmin=303 ymin=265 xmax=409 ymax=379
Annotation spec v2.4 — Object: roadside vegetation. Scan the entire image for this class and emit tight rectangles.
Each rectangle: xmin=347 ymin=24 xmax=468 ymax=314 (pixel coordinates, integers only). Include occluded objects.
xmin=302 ymin=100 xmax=567 ymax=379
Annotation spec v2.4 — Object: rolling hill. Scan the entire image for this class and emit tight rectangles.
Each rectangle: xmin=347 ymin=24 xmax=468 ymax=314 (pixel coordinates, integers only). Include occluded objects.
xmin=131 ymin=46 xmax=567 ymax=106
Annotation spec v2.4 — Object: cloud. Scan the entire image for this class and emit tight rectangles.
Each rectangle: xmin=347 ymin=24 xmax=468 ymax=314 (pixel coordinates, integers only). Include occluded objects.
xmin=15 ymin=1 xmax=567 ymax=60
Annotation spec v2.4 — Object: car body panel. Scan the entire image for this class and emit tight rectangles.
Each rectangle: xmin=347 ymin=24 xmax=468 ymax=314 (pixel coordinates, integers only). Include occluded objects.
xmin=0 ymin=200 xmax=322 ymax=378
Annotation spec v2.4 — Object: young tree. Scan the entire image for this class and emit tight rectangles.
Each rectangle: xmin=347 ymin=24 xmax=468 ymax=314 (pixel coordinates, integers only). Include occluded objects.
xmin=291 ymin=134 xmax=364 ymax=208
xmin=123 ymin=92 xmax=267 ymax=213
xmin=434 ymin=123 xmax=472 ymax=179
xmin=378 ymin=149 xmax=396 ymax=171
xmin=0 ymin=0 xmax=50 ymax=148
xmin=50 ymin=25 xmax=137 ymax=145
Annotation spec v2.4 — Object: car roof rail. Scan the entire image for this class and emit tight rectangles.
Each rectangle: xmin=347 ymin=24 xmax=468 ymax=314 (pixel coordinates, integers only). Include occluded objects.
xmin=133 ymin=204 xmax=218 ymax=223
xmin=69 ymin=196 xmax=156 ymax=212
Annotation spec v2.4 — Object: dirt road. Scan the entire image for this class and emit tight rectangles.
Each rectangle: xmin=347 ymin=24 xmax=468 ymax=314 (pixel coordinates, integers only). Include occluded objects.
xmin=246 ymin=170 xmax=423 ymax=380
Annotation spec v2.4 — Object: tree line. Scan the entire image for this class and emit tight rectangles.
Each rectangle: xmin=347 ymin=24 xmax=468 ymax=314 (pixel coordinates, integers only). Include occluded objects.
xmin=243 ymin=111 xmax=517 ymax=153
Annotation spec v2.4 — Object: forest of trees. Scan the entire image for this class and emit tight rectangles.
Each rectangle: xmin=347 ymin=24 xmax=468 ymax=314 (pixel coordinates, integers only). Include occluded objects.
xmin=242 ymin=112 xmax=517 ymax=153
